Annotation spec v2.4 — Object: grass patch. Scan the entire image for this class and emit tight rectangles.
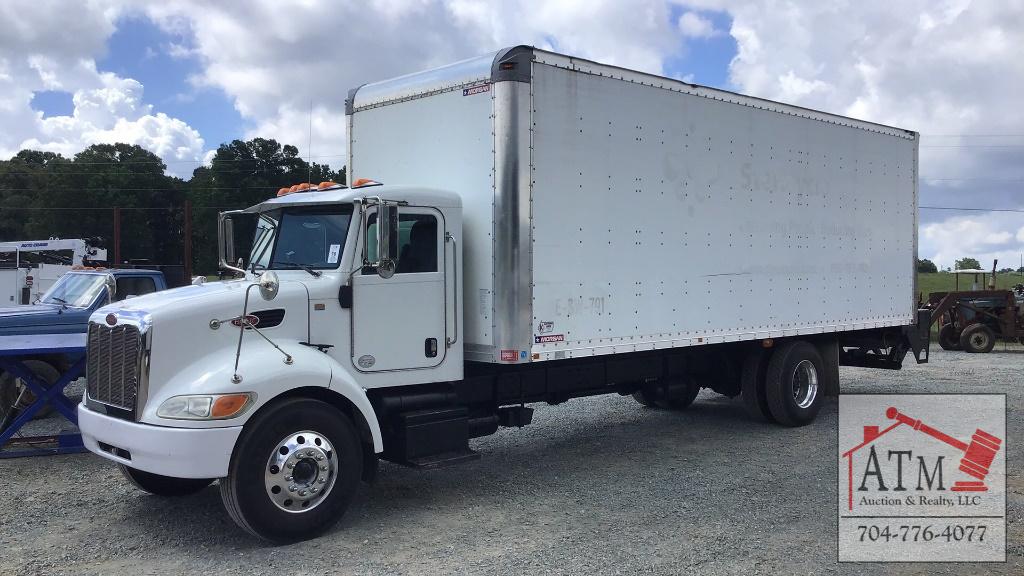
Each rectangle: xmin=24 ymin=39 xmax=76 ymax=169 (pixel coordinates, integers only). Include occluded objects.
xmin=917 ymin=272 xmax=1023 ymax=300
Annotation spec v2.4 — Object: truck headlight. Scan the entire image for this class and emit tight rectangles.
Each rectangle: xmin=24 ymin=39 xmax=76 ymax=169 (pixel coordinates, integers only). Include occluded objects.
xmin=157 ymin=393 xmax=256 ymax=420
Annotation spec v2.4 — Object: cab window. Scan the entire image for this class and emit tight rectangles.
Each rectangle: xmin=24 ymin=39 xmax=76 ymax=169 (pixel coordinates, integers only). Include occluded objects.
xmin=365 ymin=213 xmax=438 ymax=274
xmin=115 ymin=276 xmax=156 ymax=300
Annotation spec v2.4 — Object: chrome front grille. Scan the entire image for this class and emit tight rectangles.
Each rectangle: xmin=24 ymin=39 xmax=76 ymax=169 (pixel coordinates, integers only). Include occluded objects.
xmin=86 ymin=322 xmax=143 ymax=411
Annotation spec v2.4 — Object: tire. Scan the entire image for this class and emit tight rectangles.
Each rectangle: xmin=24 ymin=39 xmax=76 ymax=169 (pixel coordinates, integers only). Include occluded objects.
xmin=0 ymin=359 xmax=60 ymax=425
xmin=764 ymin=341 xmax=824 ymax=427
xmin=937 ymin=324 xmax=961 ymax=351
xmin=659 ymin=375 xmax=701 ymax=410
xmin=959 ymin=324 xmax=995 ymax=354
xmin=740 ymin=348 xmax=775 ymax=422
xmin=632 ymin=389 xmax=659 ymax=408
xmin=220 ymin=398 xmax=363 ymax=543
xmin=120 ymin=465 xmax=213 ymax=496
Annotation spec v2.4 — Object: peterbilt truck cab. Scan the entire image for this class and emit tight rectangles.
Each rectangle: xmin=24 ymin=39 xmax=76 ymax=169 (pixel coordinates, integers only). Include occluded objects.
xmin=78 ymin=182 xmax=463 ymax=542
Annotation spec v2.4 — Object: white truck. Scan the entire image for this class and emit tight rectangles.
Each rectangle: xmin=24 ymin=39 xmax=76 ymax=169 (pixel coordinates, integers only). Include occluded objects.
xmin=0 ymin=238 xmax=107 ymax=304
xmin=78 ymin=46 xmax=929 ymax=542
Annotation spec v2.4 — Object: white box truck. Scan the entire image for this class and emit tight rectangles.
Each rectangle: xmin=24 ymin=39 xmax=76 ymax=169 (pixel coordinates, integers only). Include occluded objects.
xmin=0 ymin=238 xmax=107 ymax=304
xmin=78 ymin=46 xmax=929 ymax=542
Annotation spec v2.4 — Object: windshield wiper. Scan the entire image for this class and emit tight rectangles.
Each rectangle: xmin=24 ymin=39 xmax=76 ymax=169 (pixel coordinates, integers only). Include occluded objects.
xmin=51 ymin=296 xmax=69 ymax=309
xmin=275 ymin=263 xmax=322 ymax=278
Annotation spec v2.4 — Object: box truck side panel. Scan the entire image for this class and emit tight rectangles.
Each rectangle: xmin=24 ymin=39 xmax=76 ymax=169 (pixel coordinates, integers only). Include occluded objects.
xmin=349 ymin=86 xmax=495 ymax=357
xmin=528 ymin=61 xmax=917 ymax=360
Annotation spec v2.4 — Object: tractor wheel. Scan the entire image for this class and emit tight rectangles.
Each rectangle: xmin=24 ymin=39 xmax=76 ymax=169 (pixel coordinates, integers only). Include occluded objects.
xmin=959 ymin=324 xmax=996 ymax=354
xmin=937 ymin=324 xmax=962 ymax=351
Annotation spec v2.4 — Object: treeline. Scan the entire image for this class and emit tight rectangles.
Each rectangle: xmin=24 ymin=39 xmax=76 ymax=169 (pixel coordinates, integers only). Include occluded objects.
xmin=0 ymin=140 xmax=345 ymax=274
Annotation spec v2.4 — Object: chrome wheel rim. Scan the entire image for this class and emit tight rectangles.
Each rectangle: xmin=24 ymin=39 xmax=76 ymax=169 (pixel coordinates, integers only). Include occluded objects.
xmin=791 ymin=360 xmax=819 ymax=409
xmin=264 ymin=430 xmax=338 ymax=513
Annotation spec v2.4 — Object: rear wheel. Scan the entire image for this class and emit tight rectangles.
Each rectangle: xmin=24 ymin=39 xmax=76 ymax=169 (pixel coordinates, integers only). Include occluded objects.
xmin=937 ymin=324 xmax=961 ymax=351
xmin=764 ymin=341 xmax=824 ymax=427
xmin=220 ymin=398 xmax=363 ymax=543
xmin=740 ymin=348 xmax=775 ymax=422
xmin=120 ymin=465 xmax=213 ymax=496
xmin=959 ymin=324 xmax=995 ymax=354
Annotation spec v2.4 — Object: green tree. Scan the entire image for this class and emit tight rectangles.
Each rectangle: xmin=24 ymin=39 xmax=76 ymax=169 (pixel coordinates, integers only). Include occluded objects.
xmin=0 ymin=150 xmax=68 ymax=240
xmin=187 ymin=138 xmax=345 ymax=274
xmin=955 ymin=257 xmax=982 ymax=270
xmin=2 ymin=139 xmax=345 ymax=276
xmin=916 ymin=258 xmax=938 ymax=273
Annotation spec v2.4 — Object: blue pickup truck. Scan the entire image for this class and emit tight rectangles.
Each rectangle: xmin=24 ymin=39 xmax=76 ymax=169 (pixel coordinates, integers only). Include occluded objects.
xmin=0 ymin=269 xmax=168 ymax=424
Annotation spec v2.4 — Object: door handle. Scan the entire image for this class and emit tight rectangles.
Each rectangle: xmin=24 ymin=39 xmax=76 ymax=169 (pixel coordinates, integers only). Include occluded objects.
xmin=425 ymin=338 xmax=438 ymax=358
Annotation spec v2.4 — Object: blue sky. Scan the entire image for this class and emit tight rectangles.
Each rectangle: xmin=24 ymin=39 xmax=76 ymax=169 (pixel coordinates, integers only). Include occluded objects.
xmin=664 ymin=6 xmax=735 ymax=87
xmin=32 ymin=16 xmax=244 ymax=154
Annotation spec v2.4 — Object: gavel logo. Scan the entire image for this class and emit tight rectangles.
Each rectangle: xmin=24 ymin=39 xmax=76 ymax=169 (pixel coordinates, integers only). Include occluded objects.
xmin=886 ymin=407 xmax=1002 ymax=492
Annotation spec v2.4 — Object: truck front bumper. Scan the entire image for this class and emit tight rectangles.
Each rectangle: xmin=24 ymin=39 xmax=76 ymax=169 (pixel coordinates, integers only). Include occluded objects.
xmin=78 ymin=404 xmax=242 ymax=479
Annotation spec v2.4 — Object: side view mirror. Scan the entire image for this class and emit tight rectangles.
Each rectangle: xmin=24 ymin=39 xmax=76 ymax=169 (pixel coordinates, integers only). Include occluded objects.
xmin=104 ymin=274 xmax=116 ymax=304
xmin=218 ymin=210 xmax=246 ymax=275
xmin=258 ymin=270 xmax=280 ymax=301
xmin=368 ymin=203 xmax=400 ymax=279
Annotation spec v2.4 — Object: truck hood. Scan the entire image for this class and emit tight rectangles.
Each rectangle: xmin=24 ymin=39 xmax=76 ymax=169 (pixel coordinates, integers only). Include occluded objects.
xmin=94 ymin=277 xmax=311 ymax=413
xmin=107 ymin=278 xmax=254 ymax=315
xmin=0 ymin=303 xmax=93 ymax=335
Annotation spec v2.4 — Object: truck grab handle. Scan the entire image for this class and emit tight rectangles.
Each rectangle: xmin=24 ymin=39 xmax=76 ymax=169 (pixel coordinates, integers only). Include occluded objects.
xmin=446 ymin=231 xmax=458 ymax=348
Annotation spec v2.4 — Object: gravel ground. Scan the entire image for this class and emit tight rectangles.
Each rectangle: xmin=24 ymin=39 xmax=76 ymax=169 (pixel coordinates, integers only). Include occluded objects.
xmin=1 ymin=345 xmax=1021 ymax=575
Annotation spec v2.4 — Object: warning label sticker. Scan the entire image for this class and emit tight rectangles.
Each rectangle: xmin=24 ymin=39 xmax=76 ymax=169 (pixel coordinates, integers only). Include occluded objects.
xmin=463 ymin=83 xmax=490 ymax=96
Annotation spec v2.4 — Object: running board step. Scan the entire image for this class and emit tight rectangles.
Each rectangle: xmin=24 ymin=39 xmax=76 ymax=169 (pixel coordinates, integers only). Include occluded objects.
xmin=403 ymin=449 xmax=481 ymax=469
xmin=385 ymin=406 xmax=473 ymax=466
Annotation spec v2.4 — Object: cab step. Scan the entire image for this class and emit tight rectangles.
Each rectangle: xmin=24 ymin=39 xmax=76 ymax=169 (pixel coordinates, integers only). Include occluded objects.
xmin=404 ymin=449 xmax=481 ymax=469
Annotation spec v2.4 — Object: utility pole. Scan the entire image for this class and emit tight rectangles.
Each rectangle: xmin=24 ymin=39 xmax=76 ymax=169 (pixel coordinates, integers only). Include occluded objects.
xmin=112 ymin=207 xmax=121 ymax=267
xmin=184 ymin=200 xmax=193 ymax=280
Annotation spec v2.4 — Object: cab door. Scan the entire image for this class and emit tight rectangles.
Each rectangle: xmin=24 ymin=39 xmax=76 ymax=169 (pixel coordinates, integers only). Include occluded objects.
xmin=351 ymin=207 xmax=447 ymax=372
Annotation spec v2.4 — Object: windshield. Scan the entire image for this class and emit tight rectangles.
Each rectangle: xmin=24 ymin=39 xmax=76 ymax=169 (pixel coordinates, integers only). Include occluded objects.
xmin=250 ymin=206 xmax=352 ymax=271
xmin=39 ymin=273 xmax=107 ymax=307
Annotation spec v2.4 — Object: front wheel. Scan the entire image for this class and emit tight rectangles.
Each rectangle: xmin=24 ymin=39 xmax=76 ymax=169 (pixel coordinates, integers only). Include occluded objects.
xmin=959 ymin=324 xmax=996 ymax=354
xmin=220 ymin=398 xmax=363 ymax=543
xmin=764 ymin=341 xmax=824 ymax=427
xmin=120 ymin=465 xmax=213 ymax=496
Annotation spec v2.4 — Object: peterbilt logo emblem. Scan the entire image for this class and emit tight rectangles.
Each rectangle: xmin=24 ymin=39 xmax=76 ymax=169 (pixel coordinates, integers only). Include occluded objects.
xmin=231 ymin=314 xmax=260 ymax=328
xmin=105 ymin=313 xmax=117 ymax=326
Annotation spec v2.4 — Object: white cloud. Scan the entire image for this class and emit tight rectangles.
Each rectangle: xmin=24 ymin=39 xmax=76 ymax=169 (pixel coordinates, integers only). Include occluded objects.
xmin=0 ymin=0 xmax=205 ymax=177
xmin=921 ymin=214 xmax=1024 ymax=270
xmin=678 ymin=11 xmax=720 ymax=39
xmin=140 ymin=0 xmax=688 ymax=164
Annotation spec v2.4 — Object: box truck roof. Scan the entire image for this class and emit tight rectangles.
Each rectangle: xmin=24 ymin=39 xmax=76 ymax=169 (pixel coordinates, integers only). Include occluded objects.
xmin=244 ymin=185 xmax=462 ymax=213
xmin=349 ymin=45 xmax=915 ymax=140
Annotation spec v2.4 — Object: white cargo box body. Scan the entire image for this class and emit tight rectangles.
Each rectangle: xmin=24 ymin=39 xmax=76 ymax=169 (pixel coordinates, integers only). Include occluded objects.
xmin=347 ymin=47 xmax=918 ymax=365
